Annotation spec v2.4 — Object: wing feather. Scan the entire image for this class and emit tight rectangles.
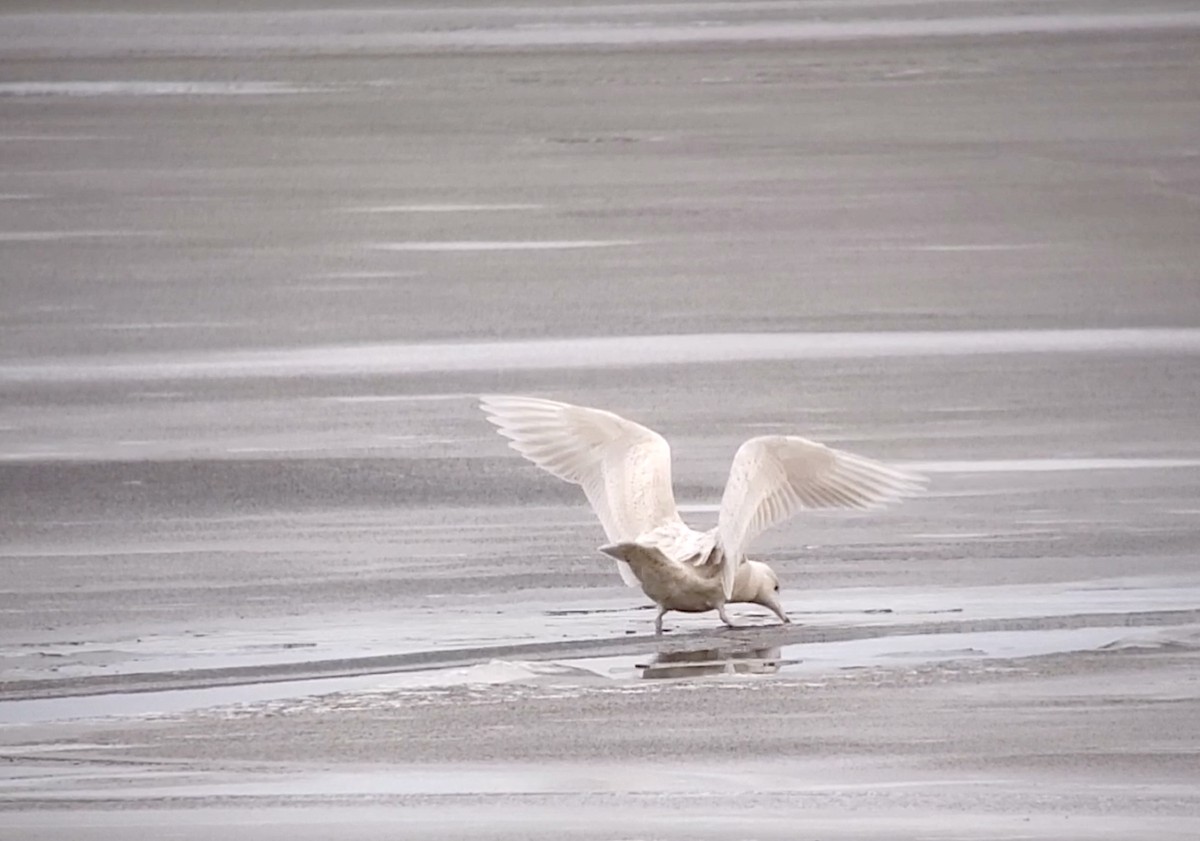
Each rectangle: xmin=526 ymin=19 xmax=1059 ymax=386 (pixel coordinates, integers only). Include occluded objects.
xmin=481 ymin=395 xmax=684 ymax=586
xmin=715 ymin=435 xmax=924 ymax=596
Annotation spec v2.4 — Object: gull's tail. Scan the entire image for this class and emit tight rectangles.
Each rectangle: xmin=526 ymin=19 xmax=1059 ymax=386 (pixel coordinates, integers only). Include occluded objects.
xmin=598 ymin=541 xmax=675 ymax=585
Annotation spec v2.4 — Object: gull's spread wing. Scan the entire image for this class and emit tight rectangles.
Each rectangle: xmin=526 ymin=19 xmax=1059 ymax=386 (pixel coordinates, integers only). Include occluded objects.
xmin=480 ymin=395 xmax=684 ymax=585
xmin=715 ymin=435 xmax=924 ymax=597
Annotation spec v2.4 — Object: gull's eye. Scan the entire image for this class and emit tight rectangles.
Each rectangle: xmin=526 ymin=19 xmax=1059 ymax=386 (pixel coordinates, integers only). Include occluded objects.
xmin=774 ymin=584 xmax=780 ymax=592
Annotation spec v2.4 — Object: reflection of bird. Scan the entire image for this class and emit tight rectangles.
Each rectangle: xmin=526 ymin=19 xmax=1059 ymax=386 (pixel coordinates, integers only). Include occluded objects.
xmin=481 ymin=395 xmax=923 ymax=634
xmin=638 ymin=646 xmax=783 ymax=679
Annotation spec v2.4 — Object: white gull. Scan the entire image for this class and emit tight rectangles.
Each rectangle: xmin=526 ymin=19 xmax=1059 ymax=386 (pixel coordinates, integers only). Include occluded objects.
xmin=481 ymin=395 xmax=925 ymax=634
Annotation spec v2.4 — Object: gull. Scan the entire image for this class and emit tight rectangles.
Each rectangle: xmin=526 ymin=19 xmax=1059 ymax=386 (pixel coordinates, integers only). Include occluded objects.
xmin=481 ymin=395 xmax=924 ymax=634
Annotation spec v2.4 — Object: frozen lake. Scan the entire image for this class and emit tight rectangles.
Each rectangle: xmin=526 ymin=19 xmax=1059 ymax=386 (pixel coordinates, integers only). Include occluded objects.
xmin=2 ymin=1 xmax=1199 ymax=838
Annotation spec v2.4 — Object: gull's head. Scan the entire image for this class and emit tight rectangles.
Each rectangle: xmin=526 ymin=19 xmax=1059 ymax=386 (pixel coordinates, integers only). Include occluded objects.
xmin=743 ymin=560 xmax=791 ymax=625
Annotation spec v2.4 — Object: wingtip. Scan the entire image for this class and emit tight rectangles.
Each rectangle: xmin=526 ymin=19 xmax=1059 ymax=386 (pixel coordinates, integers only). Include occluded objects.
xmin=479 ymin=394 xmax=572 ymax=416
xmin=895 ymin=468 xmax=931 ymax=497
xmin=479 ymin=394 xmax=535 ymax=419
xmin=721 ymin=574 xmax=736 ymax=601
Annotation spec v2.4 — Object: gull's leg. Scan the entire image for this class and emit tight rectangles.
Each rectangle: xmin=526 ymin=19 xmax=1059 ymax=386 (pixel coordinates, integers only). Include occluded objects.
xmin=717 ymin=604 xmax=739 ymax=629
xmin=655 ymin=605 xmax=667 ymax=635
